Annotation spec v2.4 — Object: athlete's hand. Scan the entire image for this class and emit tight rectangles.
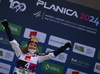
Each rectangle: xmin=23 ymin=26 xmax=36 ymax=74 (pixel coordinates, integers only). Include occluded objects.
xmin=1 ymin=19 xmax=9 ymax=28
xmin=64 ymin=42 xmax=72 ymax=48
xmin=53 ymin=42 xmax=72 ymax=57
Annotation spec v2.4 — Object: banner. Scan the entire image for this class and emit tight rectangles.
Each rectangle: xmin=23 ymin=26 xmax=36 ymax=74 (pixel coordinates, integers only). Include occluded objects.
xmin=0 ymin=0 xmax=100 ymax=74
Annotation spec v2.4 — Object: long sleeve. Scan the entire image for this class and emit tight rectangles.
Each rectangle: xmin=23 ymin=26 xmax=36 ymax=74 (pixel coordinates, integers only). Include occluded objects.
xmin=37 ymin=52 xmax=56 ymax=63
xmin=37 ymin=42 xmax=72 ymax=63
xmin=10 ymin=39 xmax=22 ymax=57
xmin=53 ymin=46 xmax=66 ymax=56
xmin=4 ymin=26 xmax=14 ymax=41
xmin=53 ymin=42 xmax=72 ymax=56
xmin=6 ymin=27 xmax=22 ymax=57
xmin=1 ymin=20 xmax=14 ymax=41
xmin=1 ymin=20 xmax=22 ymax=57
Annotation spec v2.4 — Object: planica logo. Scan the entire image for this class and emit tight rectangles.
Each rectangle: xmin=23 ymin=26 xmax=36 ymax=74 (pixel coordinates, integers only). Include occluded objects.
xmin=41 ymin=61 xmax=64 ymax=74
xmin=0 ymin=21 xmax=22 ymax=36
xmin=36 ymin=0 xmax=78 ymax=18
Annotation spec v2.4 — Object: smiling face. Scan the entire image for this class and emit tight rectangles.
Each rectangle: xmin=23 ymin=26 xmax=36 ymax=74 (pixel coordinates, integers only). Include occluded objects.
xmin=27 ymin=38 xmax=38 ymax=54
xmin=28 ymin=43 xmax=37 ymax=50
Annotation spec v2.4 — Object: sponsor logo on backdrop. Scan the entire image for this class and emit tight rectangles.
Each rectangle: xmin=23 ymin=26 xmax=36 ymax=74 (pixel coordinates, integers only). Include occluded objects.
xmin=97 ymin=50 xmax=100 ymax=60
xmin=33 ymin=11 xmax=42 ymax=18
xmin=0 ymin=22 xmax=22 ymax=36
xmin=0 ymin=48 xmax=14 ymax=61
xmin=73 ymin=42 xmax=96 ymax=58
xmin=9 ymin=0 xmax=26 ymax=12
xmin=0 ymin=50 xmax=3 ymax=56
xmin=13 ymin=67 xmax=36 ymax=74
xmin=23 ymin=28 xmax=47 ymax=43
xmin=29 ymin=31 xmax=37 ymax=38
xmin=66 ymin=68 xmax=87 ymax=74
xmin=46 ymin=48 xmax=68 ymax=63
xmin=41 ymin=61 xmax=64 ymax=74
xmin=21 ymin=41 xmax=28 ymax=48
xmin=0 ymin=34 xmax=11 ymax=46
xmin=94 ymin=62 xmax=100 ymax=74
xmin=48 ymin=35 xmax=71 ymax=50
xmin=70 ymin=56 xmax=91 ymax=69
xmin=0 ymin=62 xmax=11 ymax=74
xmin=21 ymin=41 xmax=43 ymax=53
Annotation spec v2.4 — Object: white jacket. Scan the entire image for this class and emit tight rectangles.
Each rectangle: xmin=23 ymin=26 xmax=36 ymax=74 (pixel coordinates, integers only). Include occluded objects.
xmin=10 ymin=39 xmax=55 ymax=74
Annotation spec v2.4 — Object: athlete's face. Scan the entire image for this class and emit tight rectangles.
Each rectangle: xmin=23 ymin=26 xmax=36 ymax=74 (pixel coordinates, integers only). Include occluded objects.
xmin=28 ymin=43 xmax=37 ymax=50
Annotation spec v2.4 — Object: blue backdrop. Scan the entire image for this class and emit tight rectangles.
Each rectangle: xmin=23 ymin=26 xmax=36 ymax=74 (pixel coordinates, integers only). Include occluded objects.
xmin=0 ymin=0 xmax=100 ymax=74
